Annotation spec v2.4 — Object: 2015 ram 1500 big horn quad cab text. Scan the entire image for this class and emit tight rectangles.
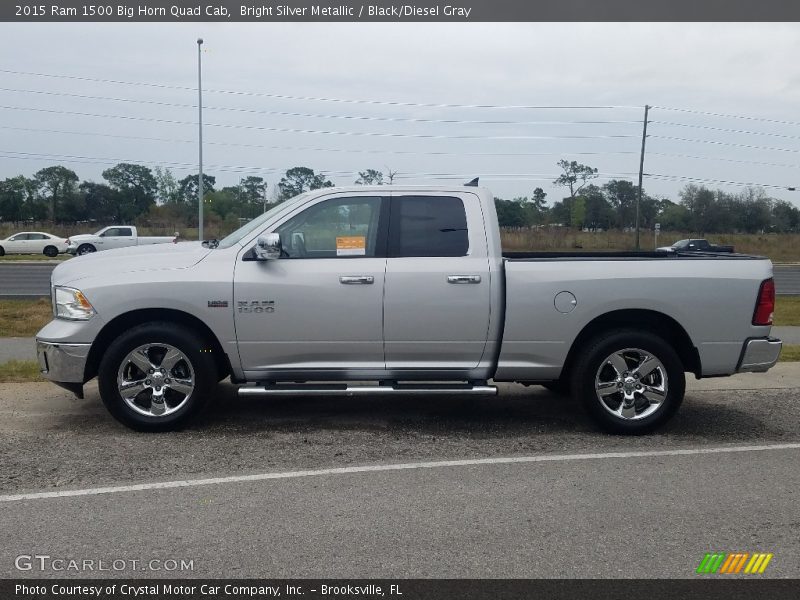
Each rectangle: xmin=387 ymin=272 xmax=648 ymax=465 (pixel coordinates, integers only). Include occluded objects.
xmin=35 ymin=186 xmax=783 ymax=433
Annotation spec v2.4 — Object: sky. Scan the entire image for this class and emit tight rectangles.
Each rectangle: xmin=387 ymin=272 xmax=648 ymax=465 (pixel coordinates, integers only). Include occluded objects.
xmin=0 ymin=22 xmax=799 ymax=207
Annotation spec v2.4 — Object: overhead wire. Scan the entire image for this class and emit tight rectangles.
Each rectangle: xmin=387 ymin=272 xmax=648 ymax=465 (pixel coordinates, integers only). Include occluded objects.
xmin=0 ymin=105 xmax=640 ymax=141
xmin=0 ymin=68 xmax=640 ymax=111
xmin=0 ymin=87 xmax=641 ymax=127
xmin=0 ymin=124 xmax=640 ymax=158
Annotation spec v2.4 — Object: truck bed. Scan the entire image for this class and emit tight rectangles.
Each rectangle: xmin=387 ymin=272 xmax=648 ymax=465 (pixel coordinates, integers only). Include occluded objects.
xmin=503 ymin=251 xmax=761 ymax=261
xmin=495 ymin=251 xmax=773 ymax=382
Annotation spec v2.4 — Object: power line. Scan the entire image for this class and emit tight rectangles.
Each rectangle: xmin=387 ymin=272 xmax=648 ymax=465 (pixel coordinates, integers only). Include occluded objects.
xmin=652 ymin=105 xmax=800 ymax=128
xmin=0 ymin=87 xmax=641 ymax=127
xmin=0 ymin=124 xmax=640 ymax=158
xmin=645 ymin=172 xmax=794 ymax=191
xmin=651 ymin=120 xmax=800 ymax=141
xmin=649 ymin=135 xmax=800 ymax=154
xmin=0 ymin=149 xmax=635 ymax=181
xmin=649 ymin=151 xmax=800 ymax=171
xmin=0 ymin=150 xmax=280 ymax=175
xmin=0 ymin=68 xmax=640 ymax=111
xmin=0 ymin=105 xmax=640 ymax=141
xmin=396 ymin=174 xmax=635 ymax=182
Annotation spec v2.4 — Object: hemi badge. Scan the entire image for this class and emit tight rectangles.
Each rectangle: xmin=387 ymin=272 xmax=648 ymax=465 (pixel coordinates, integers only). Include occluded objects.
xmin=208 ymin=300 xmax=228 ymax=308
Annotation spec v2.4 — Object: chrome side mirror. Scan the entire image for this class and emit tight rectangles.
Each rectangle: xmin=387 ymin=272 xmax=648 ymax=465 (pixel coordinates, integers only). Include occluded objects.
xmin=254 ymin=233 xmax=281 ymax=260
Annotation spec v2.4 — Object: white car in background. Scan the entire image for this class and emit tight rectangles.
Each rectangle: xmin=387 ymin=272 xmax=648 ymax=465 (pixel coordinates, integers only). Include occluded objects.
xmin=0 ymin=231 xmax=69 ymax=257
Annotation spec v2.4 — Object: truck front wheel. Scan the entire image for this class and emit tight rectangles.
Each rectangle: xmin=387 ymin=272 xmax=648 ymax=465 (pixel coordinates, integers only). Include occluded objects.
xmin=77 ymin=244 xmax=96 ymax=255
xmin=98 ymin=322 xmax=218 ymax=431
xmin=570 ymin=329 xmax=685 ymax=434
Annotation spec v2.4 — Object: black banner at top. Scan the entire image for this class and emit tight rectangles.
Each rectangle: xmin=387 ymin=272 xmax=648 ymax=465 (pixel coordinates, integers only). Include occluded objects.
xmin=3 ymin=0 xmax=800 ymax=22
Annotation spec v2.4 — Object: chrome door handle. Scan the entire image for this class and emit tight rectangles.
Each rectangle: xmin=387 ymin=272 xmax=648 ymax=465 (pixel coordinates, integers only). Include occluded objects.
xmin=447 ymin=275 xmax=481 ymax=284
xmin=340 ymin=275 xmax=374 ymax=285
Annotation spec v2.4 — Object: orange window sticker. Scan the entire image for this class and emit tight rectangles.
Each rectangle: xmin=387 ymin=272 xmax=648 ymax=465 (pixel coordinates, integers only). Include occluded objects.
xmin=336 ymin=236 xmax=366 ymax=256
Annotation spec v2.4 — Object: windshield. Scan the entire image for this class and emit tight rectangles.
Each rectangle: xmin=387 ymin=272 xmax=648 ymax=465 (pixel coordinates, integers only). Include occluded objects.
xmin=216 ymin=192 xmax=314 ymax=249
xmin=672 ymin=239 xmax=690 ymax=249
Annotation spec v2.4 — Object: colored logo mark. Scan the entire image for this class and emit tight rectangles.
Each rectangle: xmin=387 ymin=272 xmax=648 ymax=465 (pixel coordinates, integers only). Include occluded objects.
xmin=696 ymin=552 xmax=773 ymax=574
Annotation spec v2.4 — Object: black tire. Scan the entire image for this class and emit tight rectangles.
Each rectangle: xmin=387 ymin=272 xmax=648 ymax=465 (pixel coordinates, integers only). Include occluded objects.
xmin=77 ymin=244 xmax=96 ymax=255
xmin=570 ymin=329 xmax=685 ymax=434
xmin=98 ymin=322 xmax=218 ymax=431
xmin=43 ymin=245 xmax=58 ymax=257
xmin=0 ymin=246 xmax=4 ymax=256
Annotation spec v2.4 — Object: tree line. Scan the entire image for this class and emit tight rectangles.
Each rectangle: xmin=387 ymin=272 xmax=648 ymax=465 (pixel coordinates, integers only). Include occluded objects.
xmin=495 ymin=160 xmax=800 ymax=234
xmin=0 ymin=161 xmax=798 ymax=234
xmin=0 ymin=164 xmax=339 ymax=230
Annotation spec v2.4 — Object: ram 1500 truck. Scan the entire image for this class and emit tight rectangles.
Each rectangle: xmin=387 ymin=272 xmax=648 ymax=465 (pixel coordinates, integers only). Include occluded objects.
xmin=35 ymin=185 xmax=782 ymax=433
xmin=66 ymin=226 xmax=178 ymax=255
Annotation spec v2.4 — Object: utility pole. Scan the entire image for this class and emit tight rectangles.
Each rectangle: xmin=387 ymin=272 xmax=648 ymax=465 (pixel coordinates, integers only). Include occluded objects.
xmin=197 ymin=37 xmax=204 ymax=241
xmin=635 ymin=104 xmax=650 ymax=251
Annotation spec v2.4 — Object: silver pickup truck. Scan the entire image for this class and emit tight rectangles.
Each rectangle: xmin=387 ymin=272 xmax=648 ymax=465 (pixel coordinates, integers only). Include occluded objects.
xmin=35 ymin=185 xmax=782 ymax=434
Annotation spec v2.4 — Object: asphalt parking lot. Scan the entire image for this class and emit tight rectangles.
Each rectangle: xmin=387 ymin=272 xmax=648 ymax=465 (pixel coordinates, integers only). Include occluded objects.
xmin=1 ymin=368 xmax=799 ymax=578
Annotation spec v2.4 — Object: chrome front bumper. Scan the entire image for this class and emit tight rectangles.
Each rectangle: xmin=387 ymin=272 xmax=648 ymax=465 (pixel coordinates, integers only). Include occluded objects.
xmin=36 ymin=340 xmax=91 ymax=397
xmin=738 ymin=337 xmax=782 ymax=373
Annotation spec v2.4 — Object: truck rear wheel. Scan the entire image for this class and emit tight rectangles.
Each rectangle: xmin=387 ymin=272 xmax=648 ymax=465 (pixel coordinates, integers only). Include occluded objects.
xmin=570 ymin=329 xmax=685 ymax=434
xmin=98 ymin=322 xmax=218 ymax=431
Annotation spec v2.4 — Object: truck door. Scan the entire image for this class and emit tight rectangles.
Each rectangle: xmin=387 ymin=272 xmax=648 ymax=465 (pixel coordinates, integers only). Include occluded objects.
xmin=383 ymin=193 xmax=491 ymax=370
xmin=233 ymin=194 xmax=388 ymax=373
xmin=101 ymin=227 xmax=135 ymax=249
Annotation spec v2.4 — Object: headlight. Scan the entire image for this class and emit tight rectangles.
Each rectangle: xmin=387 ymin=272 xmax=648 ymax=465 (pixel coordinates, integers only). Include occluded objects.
xmin=54 ymin=286 xmax=96 ymax=320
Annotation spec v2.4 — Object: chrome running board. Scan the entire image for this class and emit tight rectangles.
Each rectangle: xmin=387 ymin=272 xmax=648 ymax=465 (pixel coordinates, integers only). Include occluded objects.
xmin=238 ymin=383 xmax=498 ymax=397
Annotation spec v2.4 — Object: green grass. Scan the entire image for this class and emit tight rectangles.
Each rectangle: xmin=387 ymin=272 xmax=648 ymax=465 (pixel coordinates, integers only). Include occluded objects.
xmin=0 ymin=298 xmax=53 ymax=337
xmin=779 ymin=345 xmax=800 ymax=362
xmin=774 ymin=296 xmax=800 ymax=326
xmin=0 ymin=253 xmax=71 ymax=261
xmin=0 ymin=360 xmax=42 ymax=382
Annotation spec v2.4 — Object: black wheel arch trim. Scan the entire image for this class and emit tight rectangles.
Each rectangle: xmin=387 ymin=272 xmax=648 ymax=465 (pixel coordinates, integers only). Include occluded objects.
xmin=84 ymin=308 xmax=232 ymax=383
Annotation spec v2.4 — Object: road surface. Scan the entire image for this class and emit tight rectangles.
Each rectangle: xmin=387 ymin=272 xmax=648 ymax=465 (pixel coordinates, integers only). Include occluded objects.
xmin=1 ymin=367 xmax=799 ymax=578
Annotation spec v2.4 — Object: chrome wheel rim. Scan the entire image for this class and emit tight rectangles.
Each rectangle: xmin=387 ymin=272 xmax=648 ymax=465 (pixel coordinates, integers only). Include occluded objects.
xmin=78 ymin=245 xmax=94 ymax=255
xmin=594 ymin=347 xmax=667 ymax=421
xmin=117 ymin=343 xmax=195 ymax=418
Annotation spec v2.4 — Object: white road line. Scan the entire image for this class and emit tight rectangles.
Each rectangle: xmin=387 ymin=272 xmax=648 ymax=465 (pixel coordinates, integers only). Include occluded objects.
xmin=2 ymin=442 xmax=800 ymax=503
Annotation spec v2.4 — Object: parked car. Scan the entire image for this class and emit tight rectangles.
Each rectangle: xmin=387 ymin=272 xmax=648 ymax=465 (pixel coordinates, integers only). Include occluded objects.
xmin=66 ymin=226 xmax=178 ymax=255
xmin=36 ymin=185 xmax=781 ymax=434
xmin=0 ymin=231 xmax=68 ymax=257
xmin=657 ymin=238 xmax=735 ymax=253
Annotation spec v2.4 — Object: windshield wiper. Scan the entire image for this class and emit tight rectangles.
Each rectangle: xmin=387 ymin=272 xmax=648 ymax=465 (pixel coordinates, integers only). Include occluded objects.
xmin=201 ymin=238 xmax=219 ymax=249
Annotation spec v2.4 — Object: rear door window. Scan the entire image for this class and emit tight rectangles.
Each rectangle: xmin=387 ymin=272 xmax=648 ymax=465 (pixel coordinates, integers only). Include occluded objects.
xmin=389 ymin=196 xmax=468 ymax=257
